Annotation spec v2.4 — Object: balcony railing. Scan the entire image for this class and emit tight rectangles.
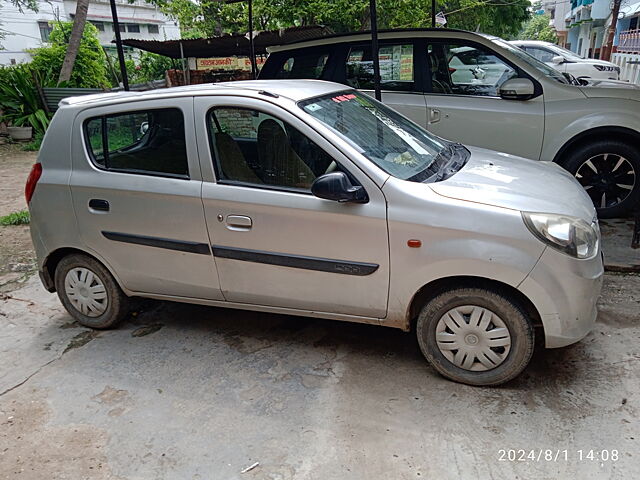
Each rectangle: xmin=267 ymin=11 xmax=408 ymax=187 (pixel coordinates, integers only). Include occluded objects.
xmin=618 ymin=29 xmax=640 ymax=54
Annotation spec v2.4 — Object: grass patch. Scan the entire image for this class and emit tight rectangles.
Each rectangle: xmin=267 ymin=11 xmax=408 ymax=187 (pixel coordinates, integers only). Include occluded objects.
xmin=0 ymin=210 xmax=30 ymax=226
xmin=21 ymin=132 xmax=44 ymax=152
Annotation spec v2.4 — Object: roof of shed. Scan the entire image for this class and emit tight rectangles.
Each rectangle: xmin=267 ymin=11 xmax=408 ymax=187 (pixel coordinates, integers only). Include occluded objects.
xmin=118 ymin=25 xmax=334 ymax=59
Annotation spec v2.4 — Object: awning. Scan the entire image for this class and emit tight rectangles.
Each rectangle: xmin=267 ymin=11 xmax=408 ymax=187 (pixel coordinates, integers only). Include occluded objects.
xmin=118 ymin=25 xmax=333 ymax=59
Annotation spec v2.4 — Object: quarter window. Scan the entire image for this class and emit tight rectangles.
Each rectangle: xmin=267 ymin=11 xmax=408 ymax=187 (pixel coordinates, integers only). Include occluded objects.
xmin=428 ymin=43 xmax=517 ymax=96
xmin=274 ymin=51 xmax=329 ymax=79
xmin=208 ymin=107 xmax=335 ymax=191
xmin=84 ymin=108 xmax=189 ymax=177
xmin=346 ymin=43 xmax=415 ymax=91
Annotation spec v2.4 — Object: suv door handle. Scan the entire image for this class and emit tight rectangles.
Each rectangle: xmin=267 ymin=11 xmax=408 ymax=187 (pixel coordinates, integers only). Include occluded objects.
xmin=429 ymin=108 xmax=441 ymax=124
xmin=225 ymin=215 xmax=252 ymax=231
xmin=89 ymin=199 xmax=110 ymax=212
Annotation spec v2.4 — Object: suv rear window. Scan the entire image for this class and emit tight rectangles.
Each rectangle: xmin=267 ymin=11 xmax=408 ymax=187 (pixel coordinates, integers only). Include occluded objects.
xmin=84 ymin=108 xmax=188 ymax=178
xmin=272 ymin=50 xmax=329 ymax=79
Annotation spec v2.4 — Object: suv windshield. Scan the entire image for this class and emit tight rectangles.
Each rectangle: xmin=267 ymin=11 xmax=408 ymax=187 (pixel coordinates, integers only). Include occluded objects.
xmin=299 ymin=91 xmax=468 ymax=182
xmin=491 ymin=38 xmax=569 ymax=84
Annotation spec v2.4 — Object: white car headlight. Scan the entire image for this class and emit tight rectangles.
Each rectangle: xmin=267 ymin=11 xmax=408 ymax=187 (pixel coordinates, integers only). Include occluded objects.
xmin=522 ymin=212 xmax=599 ymax=259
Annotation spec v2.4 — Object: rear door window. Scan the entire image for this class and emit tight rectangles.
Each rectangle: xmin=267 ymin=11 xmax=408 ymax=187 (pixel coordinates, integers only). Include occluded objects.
xmin=84 ymin=108 xmax=189 ymax=178
xmin=345 ymin=43 xmax=415 ymax=91
xmin=273 ymin=50 xmax=330 ymax=79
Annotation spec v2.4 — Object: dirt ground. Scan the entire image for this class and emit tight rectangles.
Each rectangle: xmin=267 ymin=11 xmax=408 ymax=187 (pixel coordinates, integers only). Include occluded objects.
xmin=0 ymin=143 xmax=37 ymax=293
xmin=1 ymin=143 xmax=639 ymax=479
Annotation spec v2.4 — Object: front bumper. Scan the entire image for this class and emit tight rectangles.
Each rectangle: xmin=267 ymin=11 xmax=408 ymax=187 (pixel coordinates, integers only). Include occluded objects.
xmin=518 ymin=247 xmax=604 ymax=348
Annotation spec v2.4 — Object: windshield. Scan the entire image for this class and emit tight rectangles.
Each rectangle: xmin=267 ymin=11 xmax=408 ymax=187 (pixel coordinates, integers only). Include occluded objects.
xmin=492 ymin=38 xmax=569 ymax=84
xmin=551 ymin=44 xmax=584 ymax=60
xmin=299 ymin=91 xmax=467 ymax=182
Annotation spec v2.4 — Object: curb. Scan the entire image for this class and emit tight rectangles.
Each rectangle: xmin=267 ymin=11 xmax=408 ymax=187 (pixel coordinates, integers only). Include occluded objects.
xmin=605 ymin=262 xmax=640 ymax=273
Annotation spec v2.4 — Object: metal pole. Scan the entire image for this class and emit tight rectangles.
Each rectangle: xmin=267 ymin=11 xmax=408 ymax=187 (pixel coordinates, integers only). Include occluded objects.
xmin=179 ymin=41 xmax=188 ymax=85
xmin=109 ymin=0 xmax=129 ymax=91
xmin=248 ymin=0 xmax=257 ymax=79
xmin=431 ymin=0 xmax=436 ymax=28
xmin=369 ymin=0 xmax=381 ymax=101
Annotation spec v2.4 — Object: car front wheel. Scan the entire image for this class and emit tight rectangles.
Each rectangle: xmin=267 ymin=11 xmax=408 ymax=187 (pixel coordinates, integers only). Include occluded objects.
xmin=416 ymin=287 xmax=535 ymax=386
xmin=561 ymin=139 xmax=639 ymax=218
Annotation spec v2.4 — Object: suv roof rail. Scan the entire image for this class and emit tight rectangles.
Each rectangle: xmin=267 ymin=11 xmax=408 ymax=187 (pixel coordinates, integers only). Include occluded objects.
xmin=276 ymin=27 xmax=478 ymax=47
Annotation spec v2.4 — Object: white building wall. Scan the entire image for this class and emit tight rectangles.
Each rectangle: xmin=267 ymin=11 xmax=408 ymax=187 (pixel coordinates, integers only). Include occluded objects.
xmin=0 ymin=0 xmax=179 ymax=66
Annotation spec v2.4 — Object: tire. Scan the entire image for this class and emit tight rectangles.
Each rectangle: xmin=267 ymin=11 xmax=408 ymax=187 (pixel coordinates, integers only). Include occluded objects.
xmin=416 ymin=287 xmax=534 ymax=386
xmin=560 ymin=139 xmax=639 ymax=218
xmin=54 ymin=254 xmax=130 ymax=329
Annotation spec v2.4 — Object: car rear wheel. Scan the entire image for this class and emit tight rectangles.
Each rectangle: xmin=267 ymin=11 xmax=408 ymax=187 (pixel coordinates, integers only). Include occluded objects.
xmin=561 ymin=140 xmax=639 ymax=218
xmin=416 ymin=287 xmax=534 ymax=386
xmin=54 ymin=253 xmax=130 ymax=329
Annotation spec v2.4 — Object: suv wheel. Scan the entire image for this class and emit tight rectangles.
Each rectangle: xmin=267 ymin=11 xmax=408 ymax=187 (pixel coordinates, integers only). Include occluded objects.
xmin=416 ymin=287 xmax=534 ymax=386
xmin=561 ymin=139 xmax=638 ymax=218
xmin=54 ymin=254 xmax=130 ymax=329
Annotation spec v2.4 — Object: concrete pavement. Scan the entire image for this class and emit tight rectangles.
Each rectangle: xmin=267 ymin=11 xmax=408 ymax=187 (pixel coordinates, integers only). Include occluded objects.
xmin=1 ymin=273 xmax=638 ymax=479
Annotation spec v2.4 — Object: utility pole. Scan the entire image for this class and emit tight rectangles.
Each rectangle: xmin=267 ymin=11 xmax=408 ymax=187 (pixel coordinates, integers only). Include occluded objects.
xmin=601 ymin=0 xmax=622 ymax=61
xmin=432 ymin=0 xmax=436 ymax=28
xmin=369 ymin=0 xmax=381 ymax=101
xmin=110 ymin=0 xmax=129 ymax=91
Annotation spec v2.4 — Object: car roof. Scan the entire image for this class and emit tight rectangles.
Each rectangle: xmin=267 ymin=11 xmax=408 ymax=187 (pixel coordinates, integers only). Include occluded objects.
xmin=58 ymin=80 xmax=349 ymax=109
xmin=267 ymin=28 xmax=489 ymax=53
xmin=510 ymin=40 xmax=554 ymax=46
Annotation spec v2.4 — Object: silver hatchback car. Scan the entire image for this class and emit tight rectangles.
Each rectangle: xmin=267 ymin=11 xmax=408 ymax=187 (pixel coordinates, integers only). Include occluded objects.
xmin=27 ymin=80 xmax=603 ymax=386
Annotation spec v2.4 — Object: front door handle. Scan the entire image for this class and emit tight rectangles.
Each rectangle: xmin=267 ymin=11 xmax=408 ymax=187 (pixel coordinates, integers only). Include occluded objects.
xmin=225 ymin=215 xmax=252 ymax=231
xmin=429 ymin=108 xmax=441 ymax=124
xmin=89 ymin=199 xmax=110 ymax=212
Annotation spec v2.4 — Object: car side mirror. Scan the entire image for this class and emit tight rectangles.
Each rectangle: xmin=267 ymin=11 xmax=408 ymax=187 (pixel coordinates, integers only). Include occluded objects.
xmin=311 ymin=172 xmax=368 ymax=204
xmin=499 ymin=78 xmax=535 ymax=101
xmin=552 ymin=55 xmax=565 ymax=65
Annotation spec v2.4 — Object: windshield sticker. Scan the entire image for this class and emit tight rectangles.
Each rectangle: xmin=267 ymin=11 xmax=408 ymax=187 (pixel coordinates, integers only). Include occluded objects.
xmin=305 ymin=103 xmax=322 ymax=112
xmin=331 ymin=93 xmax=357 ymax=103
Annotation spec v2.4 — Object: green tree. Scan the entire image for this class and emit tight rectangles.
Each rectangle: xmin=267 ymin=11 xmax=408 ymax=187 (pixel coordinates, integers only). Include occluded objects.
xmin=29 ymin=22 xmax=109 ymax=88
xmin=150 ymin=0 xmax=530 ymax=39
xmin=518 ymin=13 xmax=557 ymax=43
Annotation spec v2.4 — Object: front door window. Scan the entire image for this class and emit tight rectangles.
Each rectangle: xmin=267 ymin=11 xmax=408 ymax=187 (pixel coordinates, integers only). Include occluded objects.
xmin=428 ymin=43 xmax=517 ymax=96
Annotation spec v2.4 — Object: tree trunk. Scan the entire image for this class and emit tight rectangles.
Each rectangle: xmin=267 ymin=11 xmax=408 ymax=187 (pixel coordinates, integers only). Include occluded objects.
xmin=601 ymin=0 xmax=621 ymax=61
xmin=58 ymin=0 xmax=90 ymax=85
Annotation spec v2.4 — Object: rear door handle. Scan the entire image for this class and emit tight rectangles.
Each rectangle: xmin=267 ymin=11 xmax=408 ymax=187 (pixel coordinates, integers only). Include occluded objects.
xmin=89 ymin=199 xmax=110 ymax=212
xmin=429 ymin=108 xmax=441 ymax=124
xmin=225 ymin=215 xmax=252 ymax=231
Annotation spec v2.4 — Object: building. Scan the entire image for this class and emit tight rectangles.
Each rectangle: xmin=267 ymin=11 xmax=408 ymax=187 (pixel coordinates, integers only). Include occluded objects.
xmin=541 ymin=0 xmax=570 ymax=47
xmin=0 ymin=0 xmax=180 ymax=66
xmin=611 ymin=1 xmax=640 ymax=83
xmin=564 ymin=0 xmax=611 ymax=57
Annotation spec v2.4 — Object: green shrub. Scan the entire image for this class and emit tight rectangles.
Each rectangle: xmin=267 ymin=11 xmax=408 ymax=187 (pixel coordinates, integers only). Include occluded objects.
xmin=0 ymin=64 xmax=51 ymax=135
xmin=0 ymin=210 xmax=30 ymax=226
xmin=29 ymin=22 xmax=109 ymax=88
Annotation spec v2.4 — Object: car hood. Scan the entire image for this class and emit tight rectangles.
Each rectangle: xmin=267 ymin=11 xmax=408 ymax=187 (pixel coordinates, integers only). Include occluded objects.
xmin=579 ymin=82 xmax=640 ymax=99
xmin=428 ymin=147 xmax=596 ymax=222
xmin=580 ymin=78 xmax=638 ymax=88
xmin=581 ymin=58 xmax=617 ymax=67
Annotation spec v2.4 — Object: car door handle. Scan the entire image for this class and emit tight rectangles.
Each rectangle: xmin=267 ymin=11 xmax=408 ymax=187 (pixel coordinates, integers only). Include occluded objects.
xmin=429 ymin=108 xmax=441 ymax=124
xmin=225 ymin=215 xmax=252 ymax=231
xmin=88 ymin=199 xmax=110 ymax=212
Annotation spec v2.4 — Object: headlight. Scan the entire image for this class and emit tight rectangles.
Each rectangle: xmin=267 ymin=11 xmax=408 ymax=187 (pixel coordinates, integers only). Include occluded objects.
xmin=522 ymin=212 xmax=599 ymax=259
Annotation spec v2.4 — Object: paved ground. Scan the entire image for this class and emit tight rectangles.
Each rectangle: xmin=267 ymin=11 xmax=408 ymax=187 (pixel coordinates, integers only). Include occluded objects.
xmin=1 ymin=143 xmax=639 ymax=479
xmin=1 ymin=273 xmax=639 ymax=479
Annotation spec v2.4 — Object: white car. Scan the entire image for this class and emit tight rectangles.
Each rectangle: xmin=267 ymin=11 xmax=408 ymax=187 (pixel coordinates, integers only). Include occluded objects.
xmin=510 ymin=40 xmax=620 ymax=80
xmin=260 ymin=29 xmax=640 ymax=217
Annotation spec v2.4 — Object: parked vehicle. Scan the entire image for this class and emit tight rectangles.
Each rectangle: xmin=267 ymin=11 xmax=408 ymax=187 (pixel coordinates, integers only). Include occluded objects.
xmin=259 ymin=29 xmax=640 ymax=218
xmin=510 ymin=40 xmax=621 ymax=80
xmin=27 ymin=81 xmax=603 ymax=386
